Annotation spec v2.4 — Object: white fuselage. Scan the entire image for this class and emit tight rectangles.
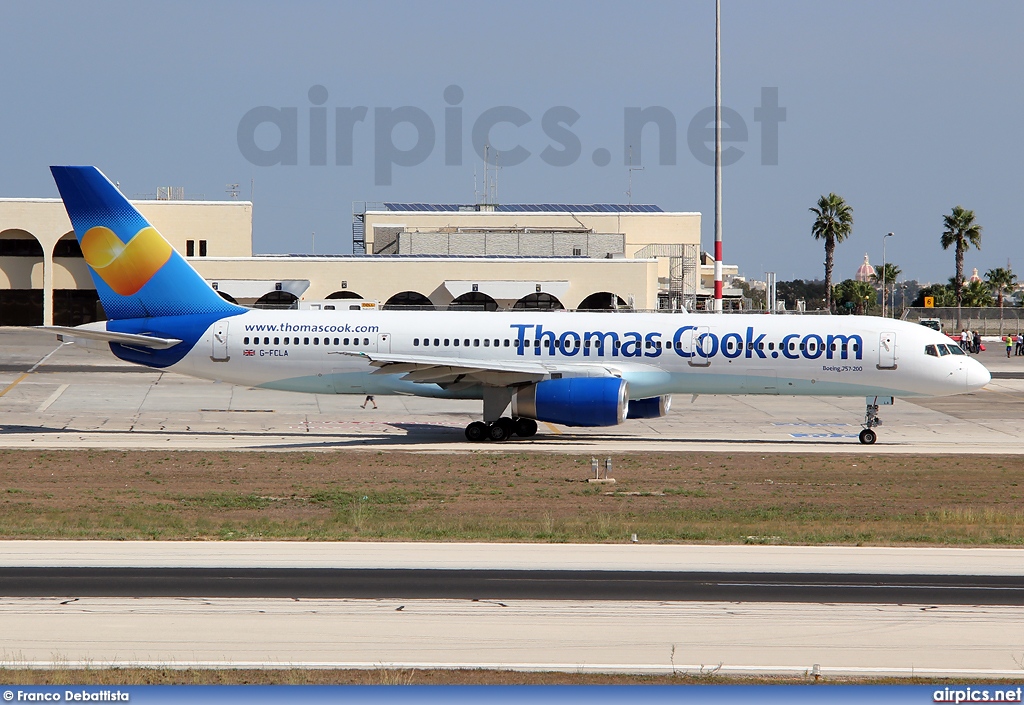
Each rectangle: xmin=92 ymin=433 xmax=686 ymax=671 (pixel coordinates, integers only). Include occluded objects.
xmin=154 ymin=310 xmax=988 ymax=401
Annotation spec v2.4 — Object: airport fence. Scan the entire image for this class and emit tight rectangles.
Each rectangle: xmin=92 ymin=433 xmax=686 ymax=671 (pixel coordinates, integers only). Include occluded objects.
xmin=901 ymin=306 xmax=1024 ymax=335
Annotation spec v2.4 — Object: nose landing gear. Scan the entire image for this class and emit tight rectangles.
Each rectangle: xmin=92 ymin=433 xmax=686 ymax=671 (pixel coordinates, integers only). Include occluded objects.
xmin=859 ymin=399 xmax=884 ymax=444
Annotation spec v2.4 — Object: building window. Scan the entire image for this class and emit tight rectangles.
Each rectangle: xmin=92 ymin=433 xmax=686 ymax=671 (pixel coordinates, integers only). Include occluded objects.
xmin=186 ymin=240 xmax=195 ymax=257
xmin=199 ymin=240 xmax=208 ymax=257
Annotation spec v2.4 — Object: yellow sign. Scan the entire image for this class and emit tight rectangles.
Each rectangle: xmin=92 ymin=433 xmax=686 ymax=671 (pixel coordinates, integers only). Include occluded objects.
xmin=924 ymin=296 xmax=935 ymax=308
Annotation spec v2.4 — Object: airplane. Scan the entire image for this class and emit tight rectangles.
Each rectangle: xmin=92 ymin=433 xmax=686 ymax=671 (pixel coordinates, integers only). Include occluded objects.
xmin=43 ymin=165 xmax=991 ymax=445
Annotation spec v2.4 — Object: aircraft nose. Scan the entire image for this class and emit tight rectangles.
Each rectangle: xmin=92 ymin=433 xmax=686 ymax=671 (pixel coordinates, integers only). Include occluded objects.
xmin=966 ymin=359 xmax=991 ymax=391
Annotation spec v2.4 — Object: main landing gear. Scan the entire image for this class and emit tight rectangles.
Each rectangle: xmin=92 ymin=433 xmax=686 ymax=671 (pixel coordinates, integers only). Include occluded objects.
xmin=859 ymin=401 xmax=882 ymax=445
xmin=464 ymin=417 xmax=538 ymax=442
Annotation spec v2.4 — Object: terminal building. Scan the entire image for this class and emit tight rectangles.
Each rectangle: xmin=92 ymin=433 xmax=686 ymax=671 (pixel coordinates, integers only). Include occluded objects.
xmin=0 ymin=195 xmax=743 ymax=327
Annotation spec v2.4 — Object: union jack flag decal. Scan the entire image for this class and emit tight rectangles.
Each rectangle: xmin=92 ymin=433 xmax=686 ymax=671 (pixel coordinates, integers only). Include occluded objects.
xmin=243 ymin=349 xmax=255 ymax=356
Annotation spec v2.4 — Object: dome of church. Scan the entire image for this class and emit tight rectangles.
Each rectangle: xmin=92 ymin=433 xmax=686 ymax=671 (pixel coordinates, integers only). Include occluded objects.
xmin=855 ymin=254 xmax=874 ymax=282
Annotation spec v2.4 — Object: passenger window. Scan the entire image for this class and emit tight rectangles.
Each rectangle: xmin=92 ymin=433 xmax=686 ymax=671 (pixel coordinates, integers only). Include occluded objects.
xmin=304 ymin=338 xmax=309 ymax=345
xmin=758 ymin=342 xmax=763 ymax=350
xmin=313 ymin=338 xmax=319 ymax=345
xmin=434 ymin=338 xmax=440 ymax=346
xmin=363 ymin=338 xmax=369 ymax=345
xmin=483 ymin=339 xmax=489 ymax=347
xmin=853 ymin=344 xmax=859 ymax=352
xmin=284 ymin=337 xmax=290 ymax=345
xmin=727 ymin=341 xmax=734 ymax=351
xmin=790 ymin=342 xmax=796 ymax=350
xmin=925 ymin=345 xmax=938 ymax=357
xmin=334 ymin=338 xmax=339 ymax=345
xmin=414 ymin=338 xmax=419 ymax=346
xmin=614 ymin=341 xmax=621 ymax=349
xmin=464 ymin=339 xmax=470 ymax=347
xmin=444 ymin=339 xmax=450 ymax=346
xmin=503 ymin=339 xmax=509 ymax=347
xmin=768 ymin=342 xmax=774 ymax=350
xmin=474 ymin=339 xmax=480 ymax=347
xmin=534 ymin=340 xmax=540 ymax=348
xmin=243 ymin=337 xmax=249 ymax=345
xmin=454 ymin=339 xmax=460 ymax=347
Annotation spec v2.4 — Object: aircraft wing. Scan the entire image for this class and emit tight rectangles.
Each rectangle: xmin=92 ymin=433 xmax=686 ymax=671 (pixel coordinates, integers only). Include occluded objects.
xmin=40 ymin=326 xmax=183 ymax=350
xmin=332 ymin=351 xmax=619 ymax=386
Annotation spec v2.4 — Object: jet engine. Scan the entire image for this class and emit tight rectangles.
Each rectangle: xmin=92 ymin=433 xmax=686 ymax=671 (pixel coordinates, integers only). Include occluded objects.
xmin=511 ymin=377 xmax=628 ymax=427
xmin=626 ymin=395 xmax=672 ymax=419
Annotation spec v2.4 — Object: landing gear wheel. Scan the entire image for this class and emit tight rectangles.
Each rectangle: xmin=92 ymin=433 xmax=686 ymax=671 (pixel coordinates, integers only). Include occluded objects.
xmin=465 ymin=421 xmax=488 ymax=442
xmin=859 ymin=428 xmax=877 ymax=445
xmin=488 ymin=420 xmax=510 ymax=442
xmin=513 ymin=417 xmax=538 ymax=438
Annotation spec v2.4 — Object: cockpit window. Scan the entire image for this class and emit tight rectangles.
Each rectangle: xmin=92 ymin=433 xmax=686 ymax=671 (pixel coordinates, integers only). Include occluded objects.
xmin=936 ymin=344 xmax=950 ymax=356
xmin=948 ymin=345 xmax=967 ymax=355
xmin=925 ymin=345 xmax=938 ymax=357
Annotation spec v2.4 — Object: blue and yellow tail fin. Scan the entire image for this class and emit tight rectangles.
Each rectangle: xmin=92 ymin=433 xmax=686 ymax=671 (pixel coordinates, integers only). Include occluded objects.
xmin=50 ymin=166 xmax=245 ymax=321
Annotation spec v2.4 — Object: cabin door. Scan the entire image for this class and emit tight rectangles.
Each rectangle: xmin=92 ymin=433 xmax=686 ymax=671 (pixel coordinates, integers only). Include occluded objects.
xmin=211 ymin=319 xmax=230 ymax=361
xmin=688 ymin=326 xmax=711 ymax=367
xmin=878 ymin=331 xmax=897 ymax=369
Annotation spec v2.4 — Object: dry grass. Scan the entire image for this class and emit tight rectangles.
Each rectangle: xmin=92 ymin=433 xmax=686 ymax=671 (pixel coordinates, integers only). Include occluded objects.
xmin=0 ymin=667 xmax=1018 ymax=685
xmin=0 ymin=450 xmax=1022 ymax=545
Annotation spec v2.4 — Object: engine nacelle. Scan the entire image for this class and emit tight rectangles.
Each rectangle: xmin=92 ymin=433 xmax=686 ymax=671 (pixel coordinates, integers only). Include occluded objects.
xmin=511 ymin=377 xmax=628 ymax=427
xmin=627 ymin=395 xmax=672 ymax=419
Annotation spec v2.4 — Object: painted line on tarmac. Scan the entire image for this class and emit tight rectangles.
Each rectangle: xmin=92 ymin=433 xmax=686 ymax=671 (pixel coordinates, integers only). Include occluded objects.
xmin=0 ymin=373 xmax=29 ymax=398
xmin=36 ymin=384 xmax=69 ymax=412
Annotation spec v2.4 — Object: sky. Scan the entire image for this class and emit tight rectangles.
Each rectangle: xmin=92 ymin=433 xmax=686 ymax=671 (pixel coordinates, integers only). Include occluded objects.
xmin=2 ymin=0 xmax=1021 ymax=284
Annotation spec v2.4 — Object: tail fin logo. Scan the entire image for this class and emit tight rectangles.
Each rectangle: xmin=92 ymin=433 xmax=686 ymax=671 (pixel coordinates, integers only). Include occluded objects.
xmin=81 ymin=226 xmax=172 ymax=296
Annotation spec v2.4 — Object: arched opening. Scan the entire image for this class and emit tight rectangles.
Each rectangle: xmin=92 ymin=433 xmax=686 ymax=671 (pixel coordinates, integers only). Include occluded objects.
xmin=0 ymin=229 xmax=44 ymax=325
xmin=448 ymin=291 xmax=498 ymax=311
xmin=326 ymin=290 xmax=362 ymax=299
xmin=577 ymin=292 xmax=630 ymax=311
xmin=216 ymin=290 xmax=239 ymax=304
xmin=254 ymin=290 xmax=298 ymax=309
xmin=52 ymin=231 xmax=83 ymax=258
xmin=513 ymin=292 xmax=565 ymax=311
xmin=383 ymin=290 xmax=434 ymax=310
xmin=51 ymin=231 xmax=102 ymax=326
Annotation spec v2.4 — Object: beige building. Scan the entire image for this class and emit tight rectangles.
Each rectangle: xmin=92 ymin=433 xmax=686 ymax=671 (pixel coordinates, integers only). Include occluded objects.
xmin=0 ymin=198 xmax=251 ymax=326
xmin=1 ymin=197 xmax=745 ymax=326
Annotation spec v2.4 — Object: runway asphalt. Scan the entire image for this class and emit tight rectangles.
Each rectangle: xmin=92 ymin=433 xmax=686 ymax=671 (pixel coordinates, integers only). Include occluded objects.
xmin=3 ymin=567 xmax=1023 ymax=604
xmin=2 ymin=328 xmax=1023 ymax=453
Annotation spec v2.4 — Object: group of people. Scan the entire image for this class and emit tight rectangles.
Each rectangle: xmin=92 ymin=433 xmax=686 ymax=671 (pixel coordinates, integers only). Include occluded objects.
xmin=1003 ymin=333 xmax=1024 ymax=357
xmin=959 ymin=329 xmax=983 ymax=354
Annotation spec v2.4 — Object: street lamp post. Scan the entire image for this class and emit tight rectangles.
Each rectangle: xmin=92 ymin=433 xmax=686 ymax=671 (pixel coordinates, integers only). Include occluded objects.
xmin=882 ymin=232 xmax=893 ymax=317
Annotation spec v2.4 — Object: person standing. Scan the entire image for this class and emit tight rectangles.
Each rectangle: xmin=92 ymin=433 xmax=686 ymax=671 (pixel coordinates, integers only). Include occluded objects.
xmin=361 ymin=395 xmax=377 ymax=409
xmin=962 ymin=329 xmax=973 ymax=353
xmin=1006 ymin=335 xmax=1013 ymax=358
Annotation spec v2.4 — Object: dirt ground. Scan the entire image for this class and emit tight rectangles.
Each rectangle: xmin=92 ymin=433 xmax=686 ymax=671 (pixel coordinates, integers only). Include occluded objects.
xmin=1 ymin=450 xmax=1022 ymax=544
xmin=0 ymin=667 xmax=1009 ymax=686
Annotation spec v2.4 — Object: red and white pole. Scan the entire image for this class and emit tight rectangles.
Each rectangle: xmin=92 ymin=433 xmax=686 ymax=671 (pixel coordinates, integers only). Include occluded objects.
xmin=713 ymin=0 xmax=723 ymax=312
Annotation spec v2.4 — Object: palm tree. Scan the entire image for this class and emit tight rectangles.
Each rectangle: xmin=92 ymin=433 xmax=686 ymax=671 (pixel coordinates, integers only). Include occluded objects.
xmin=810 ymin=193 xmax=854 ymax=312
xmin=985 ymin=266 xmax=1017 ymax=335
xmin=940 ymin=205 xmax=982 ymax=326
xmin=961 ymin=279 xmax=993 ymax=308
xmin=871 ymin=263 xmax=902 ymax=316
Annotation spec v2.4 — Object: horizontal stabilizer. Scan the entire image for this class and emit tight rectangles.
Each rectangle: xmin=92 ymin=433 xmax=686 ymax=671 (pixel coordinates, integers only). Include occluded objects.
xmin=40 ymin=326 xmax=183 ymax=350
